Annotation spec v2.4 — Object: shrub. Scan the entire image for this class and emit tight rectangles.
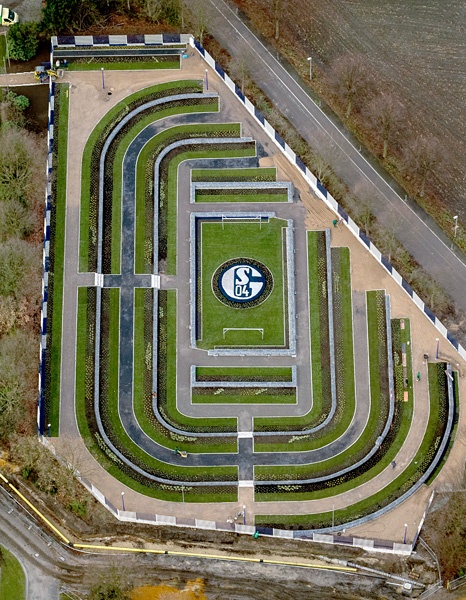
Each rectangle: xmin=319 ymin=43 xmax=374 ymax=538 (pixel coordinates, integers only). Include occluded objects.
xmin=7 ymin=23 xmax=39 ymax=61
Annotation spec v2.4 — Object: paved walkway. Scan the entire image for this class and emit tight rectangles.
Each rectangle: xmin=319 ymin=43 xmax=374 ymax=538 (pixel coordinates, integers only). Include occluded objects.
xmin=53 ymin=63 xmax=466 ymax=541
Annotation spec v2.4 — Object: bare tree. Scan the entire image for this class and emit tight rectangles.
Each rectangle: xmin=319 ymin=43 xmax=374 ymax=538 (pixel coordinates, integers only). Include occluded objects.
xmin=273 ymin=0 xmax=284 ymax=40
xmin=229 ymin=48 xmax=252 ymax=95
xmin=365 ymin=92 xmax=407 ymax=159
xmin=328 ymin=53 xmax=373 ymax=119
xmin=404 ymin=134 xmax=443 ymax=198
xmin=410 ymin=268 xmax=450 ymax=313
xmin=185 ymin=0 xmax=209 ymax=45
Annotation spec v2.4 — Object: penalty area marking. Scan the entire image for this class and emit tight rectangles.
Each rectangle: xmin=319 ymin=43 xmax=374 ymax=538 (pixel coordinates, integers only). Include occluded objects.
xmin=223 ymin=327 xmax=264 ymax=339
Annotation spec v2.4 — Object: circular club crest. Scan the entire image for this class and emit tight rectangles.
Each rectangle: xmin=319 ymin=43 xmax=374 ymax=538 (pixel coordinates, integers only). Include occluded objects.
xmin=212 ymin=258 xmax=273 ymax=308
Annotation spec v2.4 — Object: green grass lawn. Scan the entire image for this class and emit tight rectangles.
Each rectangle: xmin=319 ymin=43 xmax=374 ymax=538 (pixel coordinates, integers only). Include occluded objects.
xmin=67 ymin=59 xmax=179 ymax=71
xmin=47 ymin=84 xmax=70 ymax=435
xmin=0 ymin=546 xmax=26 ymax=600
xmin=195 ymin=190 xmax=288 ymax=203
xmin=198 ymin=218 xmax=287 ymax=349
xmin=195 ymin=366 xmax=293 ymax=381
xmin=192 ymin=392 xmax=296 ymax=404
xmin=192 ymin=167 xmax=277 ymax=182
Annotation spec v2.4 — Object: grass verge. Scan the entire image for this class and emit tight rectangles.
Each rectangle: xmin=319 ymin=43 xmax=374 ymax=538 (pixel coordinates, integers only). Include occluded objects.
xmin=46 ymin=84 xmax=69 ymax=435
xmin=0 ymin=546 xmax=26 ymax=600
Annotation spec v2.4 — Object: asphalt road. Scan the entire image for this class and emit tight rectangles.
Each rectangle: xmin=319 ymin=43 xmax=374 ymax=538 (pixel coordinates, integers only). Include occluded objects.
xmin=203 ymin=0 xmax=466 ymax=319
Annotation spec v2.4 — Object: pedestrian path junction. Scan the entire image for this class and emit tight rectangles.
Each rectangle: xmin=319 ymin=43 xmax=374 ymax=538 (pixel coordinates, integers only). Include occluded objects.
xmin=40 ymin=36 xmax=463 ymax=535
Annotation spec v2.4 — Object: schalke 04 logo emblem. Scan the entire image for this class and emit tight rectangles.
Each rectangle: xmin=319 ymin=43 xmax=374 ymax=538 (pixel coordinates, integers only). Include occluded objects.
xmin=212 ymin=258 xmax=273 ymax=308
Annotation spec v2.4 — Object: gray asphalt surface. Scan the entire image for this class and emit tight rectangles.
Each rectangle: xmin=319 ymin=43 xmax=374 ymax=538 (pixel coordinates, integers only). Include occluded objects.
xmin=203 ymin=0 xmax=466 ymax=318
xmin=0 ymin=487 xmax=69 ymax=600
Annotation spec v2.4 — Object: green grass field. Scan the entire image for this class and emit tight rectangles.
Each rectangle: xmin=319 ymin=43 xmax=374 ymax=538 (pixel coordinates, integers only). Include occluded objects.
xmin=195 ymin=190 xmax=288 ymax=203
xmin=191 ymin=167 xmax=277 ymax=182
xmin=195 ymin=366 xmax=293 ymax=381
xmin=0 ymin=546 xmax=26 ymax=600
xmin=197 ymin=218 xmax=288 ymax=349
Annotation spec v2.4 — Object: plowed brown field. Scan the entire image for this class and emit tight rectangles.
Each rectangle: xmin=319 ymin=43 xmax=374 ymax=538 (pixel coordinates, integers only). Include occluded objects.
xmin=234 ymin=0 xmax=465 ymax=216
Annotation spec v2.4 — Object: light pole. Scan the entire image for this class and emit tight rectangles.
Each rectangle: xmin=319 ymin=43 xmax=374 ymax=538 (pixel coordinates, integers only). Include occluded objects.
xmin=205 ymin=68 xmax=209 ymax=91
xmin=403 ymin=523 xmax=408 ymax=545
xmin=243 ymin=504 xmax=246 ymax=525
xmin=181 ymin=485 xmax=185 ymax=503
xmin=453 ymin=215 xmax=459 ymax=238
xmin=435 ymin=338 xmax=439 ymax=360
xmin=47 ymin=423 xmax=51 ymax=437
xmin=101 ymin=67 xmax=105 ymax=90
xmin=121 ymin=491 xmax=125 ymax=511
xmin=307 ymin=56 xmax=312 ymax=80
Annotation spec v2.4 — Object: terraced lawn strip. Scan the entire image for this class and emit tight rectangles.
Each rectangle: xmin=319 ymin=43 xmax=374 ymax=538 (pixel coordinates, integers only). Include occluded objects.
xmin=195 ymin=366 xmax=293 ymax=382
xmin=158 ymin=290 xmax=237 ymax=433
xmin=76 ymin=288 xmax=236 ymax=499
xmin=192 ymin=388 xmax=296 ymax=404
xmin=195 ymin=189 xmax=288 ymax=203
xmin=191 ymin=167 xmax=276 ymax=182
xmin=135 ymin=123 xmax=245 ymax=274
xmin=75 ymin=287 xmax=97 ymax=445
xmin=45 ymin=83 xmax=69 ymax=435
xmin=161 ymin=138 xmax=255 ymax=275
xmin=79 ymin=79 xmax=203 ymax=271
xmin=392 ymin=318 xmax=414 ymax=403
xmin=425 ymin=362 xmax=458 ymax=485
xmin=255 ymin=364 xmax=450 ymax=520
xmin=331 ymin=247 xmax=356 ymax=427
xmin=133 ymin=289 xmax=236 ymax=452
